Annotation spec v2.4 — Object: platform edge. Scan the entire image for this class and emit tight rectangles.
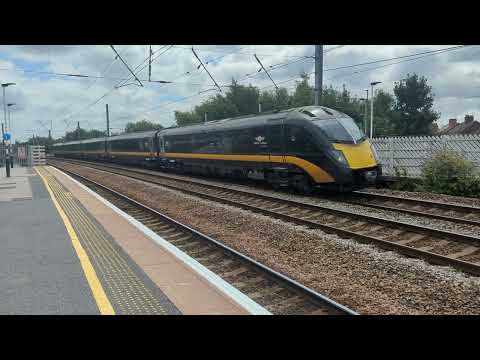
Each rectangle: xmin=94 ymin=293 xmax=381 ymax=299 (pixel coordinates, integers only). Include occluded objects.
xmin=49 ymin=165 xmax=271 ymax=315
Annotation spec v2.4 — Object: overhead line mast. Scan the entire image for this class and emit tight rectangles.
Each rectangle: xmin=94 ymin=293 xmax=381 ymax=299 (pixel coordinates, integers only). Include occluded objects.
xmin=148 ymin=45 xmax=152 ymax=82
xmin=109 ymin=45 xmax=144 ymax=87
xmin=314 ymin=45 xmax=323 ymax=105
xmin=254 ymin=53 xmax=279 ymax=90
xmin=192 ymin=47 xmax=222 ymax=92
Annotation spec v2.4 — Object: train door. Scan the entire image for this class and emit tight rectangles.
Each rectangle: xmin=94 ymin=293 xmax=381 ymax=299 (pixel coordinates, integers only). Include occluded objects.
xmin=266 ymin=119 xmax=289 ymax=188
xmin=267 ymin=119 xmax=286 ymax=164
xmin=158 ymin=135 xmax=165 ymax=154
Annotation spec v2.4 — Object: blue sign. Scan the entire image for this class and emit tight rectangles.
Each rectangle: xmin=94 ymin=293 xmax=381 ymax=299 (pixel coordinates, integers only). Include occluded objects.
xmin=3 ymin=132 xmax=10 ymax=141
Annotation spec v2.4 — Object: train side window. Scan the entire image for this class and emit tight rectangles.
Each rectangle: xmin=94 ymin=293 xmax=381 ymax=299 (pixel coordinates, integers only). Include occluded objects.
xmin=192 ymin=132 xmax=217 ymax=154
xmin=216 ymin=131 xmax=233 ymax=154
xmin=168 ymin=135 xmax=192 ymax=153
xmin=286 ymin=126 xmax=320 ymax=154
xmin=158 ymin=137 xmax=165 ymax=153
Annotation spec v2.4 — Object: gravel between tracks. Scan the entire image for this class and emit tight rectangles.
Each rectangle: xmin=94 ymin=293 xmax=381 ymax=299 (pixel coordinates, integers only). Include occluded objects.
xmin=88 ymin=165 xmax=480 ymax=237
xmin=55 ymin=163 xmax=480 ymax=315
xmin=362 ymin=188 xmax=480 ymax=208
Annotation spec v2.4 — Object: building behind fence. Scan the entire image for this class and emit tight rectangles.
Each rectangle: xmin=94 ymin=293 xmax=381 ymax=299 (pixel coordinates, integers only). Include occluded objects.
xmin=0 ymin=144 xmax=46 ymax=168
xmin=372 ymin=135 xmax=480 ymax=178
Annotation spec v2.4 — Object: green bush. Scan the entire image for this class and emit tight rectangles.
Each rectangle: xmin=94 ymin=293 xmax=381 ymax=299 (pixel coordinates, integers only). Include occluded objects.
xmin=391 ymin=167 xmax=420 ymax=191
xmin=421 ymin=149 xmax=480 ymax=197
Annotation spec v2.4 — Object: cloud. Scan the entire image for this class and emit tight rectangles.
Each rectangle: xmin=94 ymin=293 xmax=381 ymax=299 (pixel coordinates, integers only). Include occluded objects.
xmin=0 ymin=44 xmax=478 ymax=142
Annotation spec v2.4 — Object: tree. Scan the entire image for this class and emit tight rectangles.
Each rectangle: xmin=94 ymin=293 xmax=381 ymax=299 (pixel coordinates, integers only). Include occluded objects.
xmin=291 ymin=72 xmax=314 ymax=107
xmin=391 ymin=73 xmax=440 ymax=136
xmin=174 ymin=110 xmax=202 ymax=127
xmin=62 ymin=128 xmax=106 ymax=142
xmin=125 ymin=119 xmax=163 ymax=133
xmin=372 ymin=89 xmax=396 ymax=137
xmin=194 ymin=93 xmax=239 ymax=121
xmin=259 ymin=88 xmax=291 ymax=112
xmin=225 ymin=80 xmax=260 ymax=115
xmin=334 ymin=84 xmax=364 ymax=127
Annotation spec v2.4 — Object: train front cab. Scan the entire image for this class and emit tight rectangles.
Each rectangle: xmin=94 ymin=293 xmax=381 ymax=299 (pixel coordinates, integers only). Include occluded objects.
xmin=279 ymin=108 xmax=381 ymax=192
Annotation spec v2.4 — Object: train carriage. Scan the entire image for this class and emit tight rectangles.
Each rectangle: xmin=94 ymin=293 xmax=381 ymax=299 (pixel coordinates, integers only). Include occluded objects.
xmin=53 ymin=106 xmax=382 ymax=193
xmin=107 ymin=130 xmax=157 ymax=165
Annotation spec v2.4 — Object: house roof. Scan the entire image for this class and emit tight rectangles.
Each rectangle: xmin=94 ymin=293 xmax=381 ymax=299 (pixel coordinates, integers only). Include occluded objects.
xmin=438 ymin=120 xmax=480 ymax=135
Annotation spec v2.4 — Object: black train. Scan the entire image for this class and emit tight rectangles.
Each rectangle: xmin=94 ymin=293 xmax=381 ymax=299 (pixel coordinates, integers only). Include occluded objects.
xmin=53 ymin=106 xmax=382 ymax=193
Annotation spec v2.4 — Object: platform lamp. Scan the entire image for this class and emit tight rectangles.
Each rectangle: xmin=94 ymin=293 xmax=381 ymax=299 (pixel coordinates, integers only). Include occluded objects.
xmin=2 ymin=82 xmax=16 ymax=176
xmin=359 ymin=97 xmax=368 ymax=134
xmin=370 ymin=81 xmax=382 ymax=139
xmin=7 ymin=103 xmax=15 ymax=168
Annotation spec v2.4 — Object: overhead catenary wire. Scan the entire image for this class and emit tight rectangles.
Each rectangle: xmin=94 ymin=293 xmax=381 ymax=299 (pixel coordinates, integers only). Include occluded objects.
xmin=115 ymin=45 xmax=173 ymax=88
xmin=114 ymin=47 xmax=467 ymax=125
xmin=59 ymin=45 xmax=174 ymax=128
xmin=325 ymin=45 xmax=470 ymax=82
xmin=110 ymin=45 xmax=144 ymax=87
xmin=172 ymin=45 xmax=310 ymax=58
xmin=192 ymin=47 xmax=222 ymax=92
xmin=58 ymin=45 xmax=471 ymax=136
xmin=254 ymin=53 xmax=279 ymax=90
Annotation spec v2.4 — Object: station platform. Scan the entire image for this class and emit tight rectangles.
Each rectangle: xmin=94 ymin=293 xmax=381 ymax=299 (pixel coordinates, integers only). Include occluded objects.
xmin=0 ymin=166 xmax=265 ymax=315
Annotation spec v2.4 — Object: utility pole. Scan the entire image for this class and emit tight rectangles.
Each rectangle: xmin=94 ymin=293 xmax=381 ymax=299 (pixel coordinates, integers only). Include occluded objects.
xmin=77 ymin=121 xmax=80 ymax=140
xmin=105 ymin=104 xmax=110 ymax=137
xmin=148 ymin=45 xmax=152 ymax=82
xmin=315 ymin=45 xmax=323 ymax=106
xmin=1 ymin=123 xmax=4 ymax=168
xmin=370 ymin=82 xmax=382 ymax=138
xmin=204 ymin=113 xmax=207 ymax=123
xmin=364 ymin=89 xmax=369 ymax=134
xmin=259 ymin=103 xmax=262 ymax=113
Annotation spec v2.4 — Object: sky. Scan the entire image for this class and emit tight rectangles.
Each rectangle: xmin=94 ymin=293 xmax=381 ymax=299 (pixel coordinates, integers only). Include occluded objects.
xmin=0 ymin=44 xmax=479 ymax=142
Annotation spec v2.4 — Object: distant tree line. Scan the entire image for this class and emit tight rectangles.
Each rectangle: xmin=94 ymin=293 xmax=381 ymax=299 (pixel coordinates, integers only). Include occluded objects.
xmin=174 ymin=72 xmax=440 ymax=137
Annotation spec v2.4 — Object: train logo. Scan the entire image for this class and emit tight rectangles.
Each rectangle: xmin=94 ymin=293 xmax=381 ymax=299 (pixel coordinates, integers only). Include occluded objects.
xmin=254 ymin=135 xmax=267 ymax=145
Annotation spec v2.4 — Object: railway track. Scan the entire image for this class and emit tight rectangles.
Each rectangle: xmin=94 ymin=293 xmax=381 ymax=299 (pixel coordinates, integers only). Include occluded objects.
xmin=49 ymin=158 xmax=480 ymax=277
xmin=56 ymin=165 xmax=356 ymax=315
xmin=339 ymin=191 xmax=480 ymax=227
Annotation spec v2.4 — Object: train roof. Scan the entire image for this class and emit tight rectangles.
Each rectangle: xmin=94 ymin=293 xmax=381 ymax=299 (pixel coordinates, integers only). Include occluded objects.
xmin=158 ymin=106 xmax=348 ymax=136
xmin=106 ymin=130 xmax=158 ymax=140
xmin=53 ymin=130 xmax=158 ymax=146
xmin=53 ymin=106 xmax=348 ymax=146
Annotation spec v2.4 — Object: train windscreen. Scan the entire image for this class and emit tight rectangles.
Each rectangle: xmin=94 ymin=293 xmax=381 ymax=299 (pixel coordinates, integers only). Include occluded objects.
xmin=313 ymin=117 xmax=365 ymax=144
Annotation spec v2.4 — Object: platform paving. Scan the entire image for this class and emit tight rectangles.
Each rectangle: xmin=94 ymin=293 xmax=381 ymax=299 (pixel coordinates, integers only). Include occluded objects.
xmin=0 ymin=167 xmax=98 ymax=314
xmin=0 ymin=166 xmax=254 ymax=315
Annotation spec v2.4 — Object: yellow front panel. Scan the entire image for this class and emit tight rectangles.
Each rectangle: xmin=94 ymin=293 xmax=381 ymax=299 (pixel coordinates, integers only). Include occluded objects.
xmin=333 ymin=140 xmax=377 ymax=169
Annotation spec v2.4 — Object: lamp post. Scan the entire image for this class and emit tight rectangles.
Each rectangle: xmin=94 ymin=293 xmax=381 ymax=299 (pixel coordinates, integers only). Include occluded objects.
xmin=370 ymin=81 xmax=382 ymax=138
xmin=7 ymin=103 xmax=15 ymax=135
xmin=2 ymin=82 xmax=16 ymax=176
xmin=359 ymin=97 xmax=368 ymax=134
xmin=364 ymin=89 xmax=369 ymax=135
xmin=7 ymin=103 xmax=15 ymax=168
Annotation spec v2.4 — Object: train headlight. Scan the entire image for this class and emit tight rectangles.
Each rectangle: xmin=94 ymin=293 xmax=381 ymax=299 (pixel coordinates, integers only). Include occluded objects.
xmin=330 ymin=149 xmax=348 ymax=166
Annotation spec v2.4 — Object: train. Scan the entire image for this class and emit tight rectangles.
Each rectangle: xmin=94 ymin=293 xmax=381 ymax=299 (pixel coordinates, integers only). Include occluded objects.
xmin=52 ymin=105 xmax=382 ymax=193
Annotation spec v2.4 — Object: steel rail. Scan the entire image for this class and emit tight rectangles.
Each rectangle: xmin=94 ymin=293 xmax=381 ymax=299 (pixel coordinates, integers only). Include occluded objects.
xmin=49 ymin=158 xmax=480 ymax=277
xmin=53 ymin=163 xmax=357 ymax=315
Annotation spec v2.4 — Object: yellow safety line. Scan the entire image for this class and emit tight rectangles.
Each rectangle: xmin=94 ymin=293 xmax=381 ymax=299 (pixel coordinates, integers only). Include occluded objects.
xmin=34 ymin=166 xmax=115 ymax=315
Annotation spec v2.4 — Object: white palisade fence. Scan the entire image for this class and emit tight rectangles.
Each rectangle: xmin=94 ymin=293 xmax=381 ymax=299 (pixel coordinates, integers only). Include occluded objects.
xmin=371 ymin=135 xmax=480 ymax=178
